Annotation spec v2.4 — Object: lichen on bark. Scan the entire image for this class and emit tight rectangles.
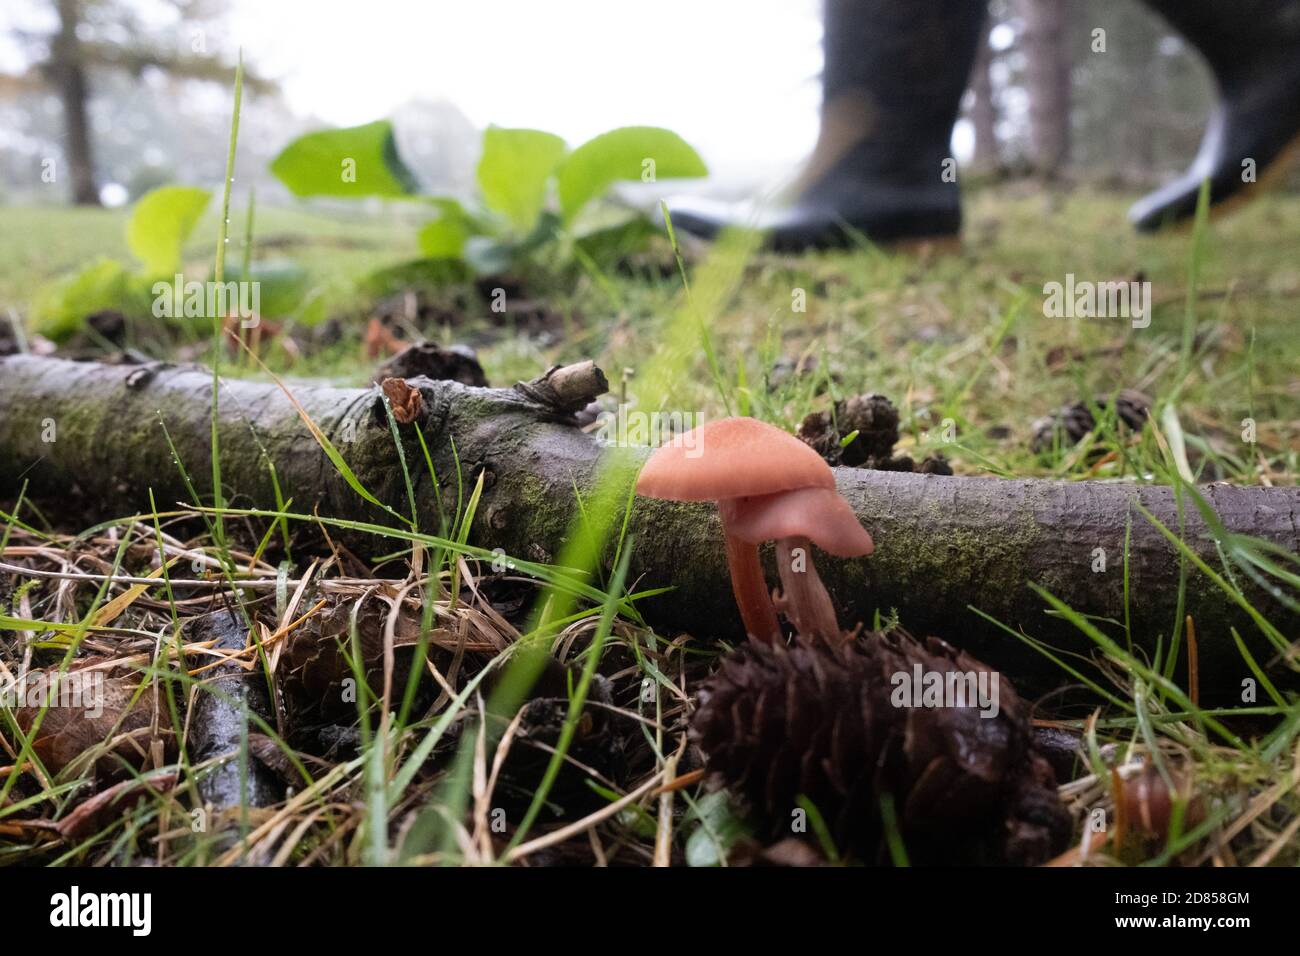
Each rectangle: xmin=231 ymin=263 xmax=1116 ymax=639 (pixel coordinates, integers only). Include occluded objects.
xmin=1 ymin=354 xmax=1297 ymax=694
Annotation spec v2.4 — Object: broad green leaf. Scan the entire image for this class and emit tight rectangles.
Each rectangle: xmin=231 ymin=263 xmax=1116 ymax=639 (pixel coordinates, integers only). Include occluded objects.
xmin=573 ymin=215 xmax=656 ymax=264
xmin=557 ymin=126 xmax=707 ymax=221
xmin=126 ymin=185 xmax=211 ymax=276
xmin=32 ymin=257 xmax=142 ymax=341
xmin=221 ymin=260 xmax=310 ymax=317
xmin=417 ymin=199 xmax=474 ymax=259
xmin=418 ymin=218 xmax=468 ymax=259
xmin=685 ymin=791 xmax=752 ymax=867
xmin=271 ymin=120 xmax=420 ymax=199
xmin=359 ymin=258 xmax=471 ymax=297
xmin=569 ymin=203 xmax=645 ymax=239
xmin=462 ymin=211 xmax=560 ymax=275
xmin=476 ymin=126 xmax=567 ymax=232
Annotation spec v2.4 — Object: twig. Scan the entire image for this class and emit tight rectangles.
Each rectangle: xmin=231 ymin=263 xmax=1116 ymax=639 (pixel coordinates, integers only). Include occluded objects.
xmin=654 ymin=753 xmax=678 ymax=866
xmin=651 ymin=767 xmax=704 ymax=796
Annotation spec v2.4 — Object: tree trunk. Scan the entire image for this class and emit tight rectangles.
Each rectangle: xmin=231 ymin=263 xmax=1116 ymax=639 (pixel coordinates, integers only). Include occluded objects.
xmin=1018 ymin=0 xmax=1072 ymax=179
xmin=50 ymin=0 xmax=100 ymax=206
xmin=1 ymin=355 xmax=1297 ymax=694
xmin=968 ymin=25 xmax=1001 ymax=173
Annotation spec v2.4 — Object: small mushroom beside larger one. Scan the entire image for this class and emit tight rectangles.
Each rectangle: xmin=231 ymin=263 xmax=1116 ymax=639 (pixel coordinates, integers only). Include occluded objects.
xmin=635 ymin=417 xmax=874 ymax=643
xmin=722 ymin=486 xmax=873 ymax=642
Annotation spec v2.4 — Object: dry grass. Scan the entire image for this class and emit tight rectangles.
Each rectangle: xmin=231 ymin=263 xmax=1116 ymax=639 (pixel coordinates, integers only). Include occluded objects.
xmin=2 ymin=187 xmax=1298 ymax=866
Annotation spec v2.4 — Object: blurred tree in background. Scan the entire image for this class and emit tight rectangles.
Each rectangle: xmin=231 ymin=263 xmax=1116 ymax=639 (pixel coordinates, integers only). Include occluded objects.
xmin=0 ymin=0 xmax=1293 ymax=206
xmin=9 ymin=0 xmax=274 ymax=204
xmin=1018 ymin=0 xmax=1073 ymax=180
xmin=1071 ymin=0 xmax=1214 ymax=187
xmin=962 ymin=0 xmax=1223 ymax=187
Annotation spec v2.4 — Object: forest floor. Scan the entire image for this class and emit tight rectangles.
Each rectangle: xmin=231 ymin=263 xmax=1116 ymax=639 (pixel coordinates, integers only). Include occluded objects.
xmin=4 ymin=188 xmax=1296 ymax=484
xmin=0 ymin=187 xmax=1297 ymax=866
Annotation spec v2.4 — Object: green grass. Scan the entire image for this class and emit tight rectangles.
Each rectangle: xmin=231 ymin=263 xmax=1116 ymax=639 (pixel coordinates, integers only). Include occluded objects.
xmin=4 ymin=187 xmax=1293 ymax=485
xmin=0 ymin=204 xmax=416 ymax=305
xmin=1 ymin=184 xmax=1298 ymax=867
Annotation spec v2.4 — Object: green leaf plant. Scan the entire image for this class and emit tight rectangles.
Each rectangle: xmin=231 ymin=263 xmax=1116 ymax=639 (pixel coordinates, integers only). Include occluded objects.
xmin=271 ymin=119 xmax=707 ymax=277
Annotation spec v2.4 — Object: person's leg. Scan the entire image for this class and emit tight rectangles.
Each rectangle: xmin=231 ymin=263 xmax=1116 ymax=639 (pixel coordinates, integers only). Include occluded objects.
xmin=669 ymin=0 xmax=986 ymax=250
xmin=1131 ymin=0 xmax=1300 ymax=230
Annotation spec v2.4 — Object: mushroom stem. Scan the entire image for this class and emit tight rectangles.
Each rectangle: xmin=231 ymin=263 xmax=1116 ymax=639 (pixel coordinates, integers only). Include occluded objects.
xmin=774 ymin=536 xmax=843 ymax=643
xmin=719 ymin=516 xmax=782 ymax=644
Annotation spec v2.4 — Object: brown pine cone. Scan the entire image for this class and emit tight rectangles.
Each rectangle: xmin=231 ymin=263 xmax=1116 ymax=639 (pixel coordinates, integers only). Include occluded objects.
xmin=798 ymin=393 xmax=900 ymax=466
xmin=689 ymin=629 xmax=1072 ymax=864
xmin=1029 ymin=389 xmax=1152 ymax=453
xmin=279 ymin=594 xmax=430 ymax=734
xmin=489 ymin=661 xmax=630 ymax=819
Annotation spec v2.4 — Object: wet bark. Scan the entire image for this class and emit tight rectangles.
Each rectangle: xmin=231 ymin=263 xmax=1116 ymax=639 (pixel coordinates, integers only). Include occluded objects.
xmin=184 ymin=609 xmax=282 ymax=818
xmin=1 ymin=354 xmax=1297 ymax=693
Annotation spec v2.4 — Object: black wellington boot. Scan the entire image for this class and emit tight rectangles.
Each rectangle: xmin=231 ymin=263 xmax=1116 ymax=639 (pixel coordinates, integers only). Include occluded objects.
xmin=1131 ymin=0 xmax=1300 ymax=231
xmin=668 ymin=0 xmax=987 ymax=251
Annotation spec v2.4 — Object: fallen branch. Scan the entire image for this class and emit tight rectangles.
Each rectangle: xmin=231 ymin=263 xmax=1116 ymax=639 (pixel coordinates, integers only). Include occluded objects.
xmin=1 ymin=354 xmax=1297 ymax=692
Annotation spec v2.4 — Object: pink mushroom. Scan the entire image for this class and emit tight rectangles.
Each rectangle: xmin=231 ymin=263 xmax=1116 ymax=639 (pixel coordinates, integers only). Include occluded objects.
xmin=722 ymin=486 xmax=873 ymax=642
xmin=636 ymin=417 xmax=874 ymax=643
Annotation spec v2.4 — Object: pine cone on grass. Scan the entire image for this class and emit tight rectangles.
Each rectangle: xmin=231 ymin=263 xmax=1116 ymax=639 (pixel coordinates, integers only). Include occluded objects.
xmin=690 ymin=629 xmax=1071 ymax=865
xmin=474 ymin=654 xmax=633 ymax=821
xmin=798 ymin=393 xmax=899 ymax=466
xmin=1029 ymin=389 xmax=1152 ymax=454
xmin=798 ymin=393 xmax=951 ymax=474
xmin=279 ymin=594 xmax=434 ymax=739
xmin=490 ymin=667 xmax=629 ymax=818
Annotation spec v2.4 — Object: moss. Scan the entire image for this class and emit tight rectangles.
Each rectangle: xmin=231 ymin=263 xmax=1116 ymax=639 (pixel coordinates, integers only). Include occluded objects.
xmin=1 ymin=355 xmax=1295 ymax=694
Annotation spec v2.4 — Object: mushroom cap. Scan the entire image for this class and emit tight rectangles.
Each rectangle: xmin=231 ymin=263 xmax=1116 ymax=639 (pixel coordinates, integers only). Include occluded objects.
xmin=719 ymin=487 xmax=875 ymax=557
xmin=635 ymin=417 xmax=835 ymax=502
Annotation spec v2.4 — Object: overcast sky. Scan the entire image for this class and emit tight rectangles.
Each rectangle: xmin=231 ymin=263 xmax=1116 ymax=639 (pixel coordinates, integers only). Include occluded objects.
xmin=225 ymin=0 xmax=825 ymax=180
xmin=1 ymin=0 xmax=976 ymax=187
